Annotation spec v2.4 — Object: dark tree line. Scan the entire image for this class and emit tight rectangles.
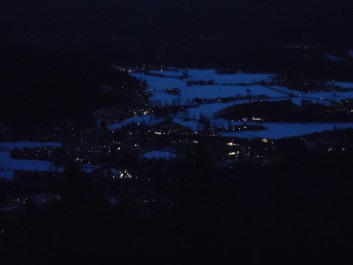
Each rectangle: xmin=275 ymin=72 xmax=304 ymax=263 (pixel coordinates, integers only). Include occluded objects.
xmin=216 ymin=100 xmax=353 ymax=122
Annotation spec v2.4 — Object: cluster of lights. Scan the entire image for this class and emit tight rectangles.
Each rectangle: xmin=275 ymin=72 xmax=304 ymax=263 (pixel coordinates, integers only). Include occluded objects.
xmin=228 ymin=151 xmax=240 ymax=156
xmin=252 ymin=117 xmax=262 ymax=121
xmin=112 ymin=169 xmax=134 ymax=180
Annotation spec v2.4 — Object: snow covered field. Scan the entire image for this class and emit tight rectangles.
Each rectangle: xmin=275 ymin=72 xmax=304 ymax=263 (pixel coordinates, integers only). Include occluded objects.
xmin=142 ymin=151 xmax=177 ymax=160
xmin=148 ymin=69 xmax=275 ymax=84
xmin=108 ymin=68 xmax=353 ymax=139
xmin=0 ymin=141 xmax=62 ymax=151
xmin=0 ymin=152 xmax=62 ymax=181
xmin=133 ymin=70 xmax=353 ymax=107
xmin=0 ymin=141 xmax=63 ymax=181
xmin=132 ymin=72 xmax=285 ymax=106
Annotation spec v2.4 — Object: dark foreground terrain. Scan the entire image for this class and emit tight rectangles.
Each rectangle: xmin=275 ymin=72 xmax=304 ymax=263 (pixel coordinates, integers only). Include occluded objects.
xmin=1 ymin=138 xmax=353 ymax=265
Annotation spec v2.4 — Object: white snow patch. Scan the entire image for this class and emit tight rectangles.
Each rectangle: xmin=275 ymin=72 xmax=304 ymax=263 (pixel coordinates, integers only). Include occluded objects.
xmin=186 ymin=69 xmax=275 ymax=84
xmin=147 ymin=84 xmax=287 ymax=106
xmin=142 ymin=151 xmax=176 ymax=160
xmin=0 ymin=151 xmax=62 ymax=174
xmin=132 ymin=71 xmax=280 ymax=106
xmin=0 ymin=141 xmax=62 ymax=151
xmin=271 ymin=86 xmax=353 ymax=103
xmin=146 ymin=69 xmax=275 ymax=84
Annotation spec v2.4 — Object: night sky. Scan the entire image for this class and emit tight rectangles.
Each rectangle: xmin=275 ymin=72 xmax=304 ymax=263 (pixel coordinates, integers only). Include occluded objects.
xmin=1 ymin=0 xmax=353 ymax=53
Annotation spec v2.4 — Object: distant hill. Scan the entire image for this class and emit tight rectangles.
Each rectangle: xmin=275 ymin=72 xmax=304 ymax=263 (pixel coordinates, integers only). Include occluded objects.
xmin=0 ymin=42 xmax=142 ymax=129
xmin=1 ymin=0 xmax=353 ymax=65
